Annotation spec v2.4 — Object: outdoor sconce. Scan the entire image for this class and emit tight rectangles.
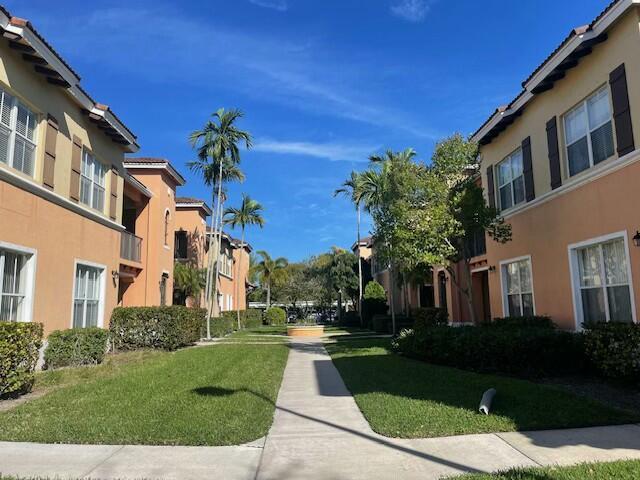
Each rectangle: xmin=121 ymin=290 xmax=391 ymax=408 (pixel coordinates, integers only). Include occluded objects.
xmin=488 ymin=266 xmax=496 ymax=273
xmin=633 ymin=231 xmax=640 ymax=247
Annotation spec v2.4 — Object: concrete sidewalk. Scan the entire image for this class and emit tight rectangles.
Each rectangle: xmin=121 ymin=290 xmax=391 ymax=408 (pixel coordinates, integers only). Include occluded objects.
xmin=2 ymin=339 xmax=640 ymax=479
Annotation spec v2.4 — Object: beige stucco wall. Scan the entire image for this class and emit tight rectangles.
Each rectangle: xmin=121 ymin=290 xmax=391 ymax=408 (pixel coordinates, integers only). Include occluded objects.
xmin=478 ymin=7 xmax=640 ymax=330
xmin=216 ymin=237 xmax=250 ymax=312
xmin=0 ymin=39 xmax=125 ymax=224
xmin=0 ymin=181 xmax=119 ymax=335
xmin=174 ymin=207 xmax=208 ymax=269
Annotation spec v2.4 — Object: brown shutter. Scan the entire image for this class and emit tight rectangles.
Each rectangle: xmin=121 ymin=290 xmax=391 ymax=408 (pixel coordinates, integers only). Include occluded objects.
xmin=486 ymin=165 xmax=496 ymax=209
xmin=546 ymin=116 xmax=562 ymax=190
xmin=43 ymin=114 xmax=58 ymax=189
xmin=521 ymin=136 xmax=535 ymax=202
xmin=109 ymin=168 xmax=118 ymax=220
xmin=70 ymin=135 xmax=82 ymax=201
xmin=609 ymin=63 xmax=635 ymax=157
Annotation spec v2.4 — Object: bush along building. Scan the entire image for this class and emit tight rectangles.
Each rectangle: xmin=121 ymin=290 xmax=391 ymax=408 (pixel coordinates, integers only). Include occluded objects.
xmin=464 ymin=0 xmax=640 ymax=330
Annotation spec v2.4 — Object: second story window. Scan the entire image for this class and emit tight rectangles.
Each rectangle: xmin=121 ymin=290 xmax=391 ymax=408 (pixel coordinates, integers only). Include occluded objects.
xmin=220 ymin=249 xmax=233 ymax=278
xmin=564 ymin=87 xmax=614 ymax=177
xmin=0 ymin=88 xmax=37 ymax=177
xmin=497 ymin=148 xmax=524 ymax=211
xmin=174 ymin=230 xmax=188 ymax=259
xmin=164 ymin=211 xmax=170 ymax=245
xmin=80 ymin=149 xmax=106 ymax=211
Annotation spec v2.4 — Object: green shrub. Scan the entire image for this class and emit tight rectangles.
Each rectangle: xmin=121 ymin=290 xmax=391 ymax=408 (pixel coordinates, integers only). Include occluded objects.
xmin=372 ymin=314 xmax=411 ymax=333
xmin=491 ymin=315 xmax=555 ymax=329
xmin=220 ymin=309 xmax=263 ymax=329
xmin=364 ymin=281 xmax=386 ymax=301
xmin=210 ymin=316 xmax=235 ymax=337
xmin=393 ymin=323 xmax=585 ymax=378
xmin=110 ymin=306 xmax=204 ymax=351
xmin=412 ymin=307 xmax=448 ymax=335
xmin=0 ymin=322 xmax=43 ymax=397
xmin=583 ymin=322 xmax=640 ymax=382
xmin=265 ymin=307 xmax=286 ymax=326
xmin=44 ymin=328 xmax=109 ymax=369
xmin=339 ymin=310 xmax=360 ymax=327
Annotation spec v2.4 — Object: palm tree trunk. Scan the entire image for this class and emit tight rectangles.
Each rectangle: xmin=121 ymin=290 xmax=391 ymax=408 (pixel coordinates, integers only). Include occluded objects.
xmin=266 ymin=280 xmax=271 ymax=309
xmin=204 ymin=185 xmax=217 ymax=339
xmin=206 ymin=161 xmax=224 ymax=332
xmin=357 ymin=204 xmax=363 ymax=327
xmin=236 ymin=228 xmax=245 ymax=331
xmin=389 ymin=263 xmax=397 ymax=335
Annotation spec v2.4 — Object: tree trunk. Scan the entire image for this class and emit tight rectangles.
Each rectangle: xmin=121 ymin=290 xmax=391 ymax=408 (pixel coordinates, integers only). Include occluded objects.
xmin=389 ymin=264 xmax=397 ymax=335
xmin=236 ymin=228 xmax=245 ymax=331
xmin=357 ymin=205 xmax=363 ymax=326
xmin=338 ymin=289 xmax=343 ymax=324
xmin=461 ymin=259 xmax=478 ymax=325
xmin=402 ymin=271 xmax=410 ymax=316
xmin=206 ymin=161 xmax=224 ymax=333
xmin=204 ymin=185 xmax=218 ymax=339
xmin=266 ymin=281 xmax=271 ymax=309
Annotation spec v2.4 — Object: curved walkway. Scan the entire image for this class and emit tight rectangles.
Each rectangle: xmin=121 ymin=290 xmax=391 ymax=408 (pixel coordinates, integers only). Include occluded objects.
xmin=2 ymin=338 xmax=640 ymax=479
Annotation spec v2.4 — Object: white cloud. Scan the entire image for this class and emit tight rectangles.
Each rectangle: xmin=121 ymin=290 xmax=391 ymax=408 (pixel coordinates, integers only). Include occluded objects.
xmin=390 ymin=0 xmax=432 ymax=23
xmin=253 ymin=139 xmax=379 ymax=162
xmin=249 ymin=0 xmax=288 ymax=12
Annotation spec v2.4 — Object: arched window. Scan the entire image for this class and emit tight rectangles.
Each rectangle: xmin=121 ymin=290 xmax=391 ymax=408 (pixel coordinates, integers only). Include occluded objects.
xmin=164 ymin=210 xmax=170 ymax=246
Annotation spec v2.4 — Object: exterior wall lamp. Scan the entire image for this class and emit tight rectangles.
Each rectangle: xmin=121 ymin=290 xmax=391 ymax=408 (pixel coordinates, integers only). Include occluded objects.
xmin=633 ymin=231 xmax=640 ymax=247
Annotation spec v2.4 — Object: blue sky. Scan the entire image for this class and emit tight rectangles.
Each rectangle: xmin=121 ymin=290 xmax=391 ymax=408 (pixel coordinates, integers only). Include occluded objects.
xmin=8 ymin=0 xmax=610 ymax=261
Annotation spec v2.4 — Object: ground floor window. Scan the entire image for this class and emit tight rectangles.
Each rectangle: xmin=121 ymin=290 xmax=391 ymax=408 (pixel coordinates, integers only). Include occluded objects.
xmin=501 ymin=257 xmax=534 ymax=317
xmin=0 ymin=246 xmax=34 ymax=322
xmin=73 ymin=263 xmax=104 ymax=328
xmin=573 ymin=236 xmax=633 ymax=324
xmin=160 ymin=273 xmax=169 ymax=306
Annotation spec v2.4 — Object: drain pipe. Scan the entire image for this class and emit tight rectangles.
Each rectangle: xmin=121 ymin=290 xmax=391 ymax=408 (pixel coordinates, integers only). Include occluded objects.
xmin=479 ymin=388 xmax=496 ymax=415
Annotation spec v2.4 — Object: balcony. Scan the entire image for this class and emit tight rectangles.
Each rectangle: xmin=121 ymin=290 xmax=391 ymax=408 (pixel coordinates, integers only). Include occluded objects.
xmin=121 ymin=230 xmax=142 ymax=263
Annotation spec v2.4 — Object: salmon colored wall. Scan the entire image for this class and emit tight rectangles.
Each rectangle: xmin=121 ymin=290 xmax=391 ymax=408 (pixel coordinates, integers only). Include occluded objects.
xmin=122 ymin=169 xmax=177 ymax=306
xmin=174 ymin=207 xmax=208 ymax=269
xmin=0 ymin=181 xmax=119 ymax=336
xmin=485 ymin=159 xmax=640 ymax=330
xmin=215 ymin=237 xmax=250 ymax=311
xmin=0 ymin=39 xmax=125 ymax=224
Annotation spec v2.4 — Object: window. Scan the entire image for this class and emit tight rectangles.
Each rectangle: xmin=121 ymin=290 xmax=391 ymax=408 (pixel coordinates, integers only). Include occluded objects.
xmin=80 ymin=149 xmax=106 ymax=211
xmin=0 ymin=247 xmax=34 ymax=322
xmin=220 ymin=249 xmax=233 ymax=278
xmin=496 ymin=149 xmax=525 ymax=211
xmin=174 ymin=231 xmax=188 ymax=259
xmin=164 ymin=211 xmax=170 ymax=245
xmin=573 ymin=237 xmax=633 ymax=324
xmin=502 ymin=258 xmax=534 ymax=317
xmin=564 ymin=87 xmax=614 ymax=177
xmin=73 ymin=263 xmax=104 ymax=328
xmin=0 ymin=88 xmax=37 ymax=176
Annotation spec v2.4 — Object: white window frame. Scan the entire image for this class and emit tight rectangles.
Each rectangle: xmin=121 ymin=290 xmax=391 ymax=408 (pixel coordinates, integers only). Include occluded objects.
xmin=568 ymin=231 xmax=637 ymax=330
xmin=0 ymin=241 xmax=37 ymax=322
xmin=0 ymin=87 xmax=38 ymax=177
xmin=499 ymin=255 xmax=536 ymax=317
xmin=496 ymin=148 xmax=525 ymax=212
xmin=563 ymin=86 xmax=615 ymax=177
xmin=70 ymin=259 xmax=106 ymax=328
xmin=79 ymin=148 xmax=106 ymax=212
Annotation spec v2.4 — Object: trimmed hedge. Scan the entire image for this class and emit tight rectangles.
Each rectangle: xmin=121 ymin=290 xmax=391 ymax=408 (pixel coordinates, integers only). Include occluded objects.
xmin=583 ymin=322 xmax=640 ymax=382
xmin=221 ymin=309 xmax=264 ymax=329
xmin=339 ymin=310 xmax=360 ymax=327
xmin=413 ymin=307 xmax=448 ymax=333
xmin=44 ymin=328 xmax=109 ymax=369
xmin=372 ymin=314 xmax=412 ymax=333
xmin=0 ymin=322 xmax=43 ymax=397
xmin=392 ymin=323 xmax=585 ymax=378
xmin=110 ymin=306 xmax=204 ymax=351
xmin=265 ymin=307 xmax=286 ymax=326
xmin=210 ymin=316 xmax=234 ymax=338
xmin=490 ymin=315 xmax=555 ymax=329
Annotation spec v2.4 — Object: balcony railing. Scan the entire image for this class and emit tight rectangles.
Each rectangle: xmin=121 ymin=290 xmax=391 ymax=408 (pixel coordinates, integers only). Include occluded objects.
xmin=121 ymin=231 xmax=142 ymax=263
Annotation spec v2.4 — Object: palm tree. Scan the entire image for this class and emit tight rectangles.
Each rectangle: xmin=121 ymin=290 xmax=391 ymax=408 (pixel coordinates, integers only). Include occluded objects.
xmin=223 ymin=194 xmax=265 ymax=330
xmin=188 ymin=108 xmax=252 ymax=339
xmin=254 ymin=251 xmax=288 ymax=309
xmin=334 ymin=171 xmax=365 ymax=326
xmin=173 ymin=262 xmax=206 ymax=306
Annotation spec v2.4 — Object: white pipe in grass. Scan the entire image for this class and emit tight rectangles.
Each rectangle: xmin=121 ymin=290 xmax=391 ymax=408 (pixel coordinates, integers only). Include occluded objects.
xmin=479 ymin=388 xmax=496 ymax=415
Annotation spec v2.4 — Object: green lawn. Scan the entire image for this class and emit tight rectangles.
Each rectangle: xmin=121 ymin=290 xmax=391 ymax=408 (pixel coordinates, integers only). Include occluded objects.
xmin=228 ymin=325 xmax=288 ymax=337
xmin=451 ymin=460 xmax=640 ymax=479
xmin=0 ymin=344 xmax=288 ymax=446
xmin=326 ymin=339 xmax=639 ymax=438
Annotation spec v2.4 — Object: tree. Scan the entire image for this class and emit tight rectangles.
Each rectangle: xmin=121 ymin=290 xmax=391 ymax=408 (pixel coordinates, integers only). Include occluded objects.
xmin=224 ymin=194 xmax=265 ymax=330
xmin=173 ymin=262 xmax=206 ymax=305
xmin=360 ymin=148 xmax=419 ymax=333
xmin=309 ymin=247 xmax=359 ymax=322
xmin=394 ymin=133 xmax=511 ymax=324
xmin=334 ymin=171 xmax=365 ymax=326
xmin=188 ymin=108 xmax=252 ymax=339
xmin=254 ymin=251 xmax=288 ymax=309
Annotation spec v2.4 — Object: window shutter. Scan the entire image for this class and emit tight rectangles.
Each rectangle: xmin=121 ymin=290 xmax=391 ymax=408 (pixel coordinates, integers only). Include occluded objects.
xmin=546 ymin=116 xmax=562 ymax=190
xmin=609 ymin=63 xmax=635 ymax=157
xmin=109 ymin=168 xmax=118 ymax=220
xmin=70 ymin=135 xmax=82 ymax=201
xmin=521 ymin=136 xmax=535 ymax=202
xmin=43 ymin=114 xmax=58 ymax=189
xmin=486 ymin=165 xmax=496 ymax=209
